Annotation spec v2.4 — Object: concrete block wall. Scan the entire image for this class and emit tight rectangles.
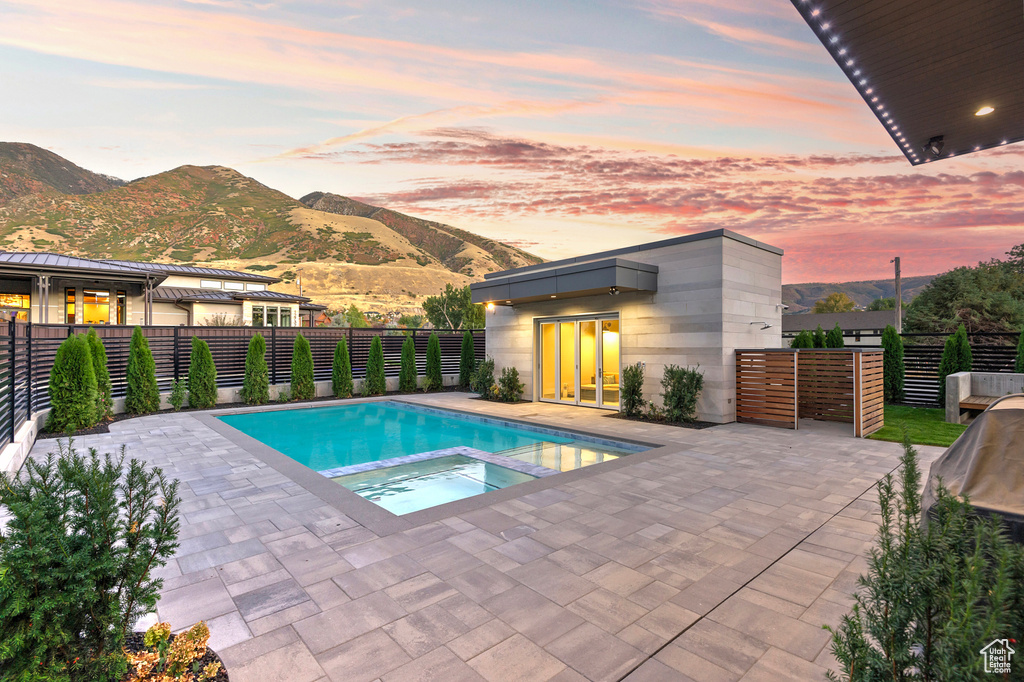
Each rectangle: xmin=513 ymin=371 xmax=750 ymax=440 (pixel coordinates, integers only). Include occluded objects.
xmin=945 ymin=371 xmax=1024 ymax=423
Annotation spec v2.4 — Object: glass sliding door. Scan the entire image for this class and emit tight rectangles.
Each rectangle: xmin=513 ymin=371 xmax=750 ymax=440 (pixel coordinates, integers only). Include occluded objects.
xmin=540 ymin=323 xmax=557 ymax=400
xmin=559 ymin=321 xmax=576 ymax=402
xmin=601 ymin=319 xmax=620 ymax=407
xmin=538 ymin=315 xmax=620 ymax=409
xmin=579 ymin=321 xmax=597 ymax=405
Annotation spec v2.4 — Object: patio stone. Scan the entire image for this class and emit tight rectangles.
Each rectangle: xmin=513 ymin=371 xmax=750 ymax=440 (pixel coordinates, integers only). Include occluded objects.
xmin=381 ymin=645 xmax=486 ymax=682
xmin=505 ymin=558 xmax=597 ymax=606
xmin=382 ymin=603 xmax=470 ymax=657
xmin=156 ymin=577 xmax=236 ymax=626
xmin=294 ymin=591 xmax=407 ymax=654
xmin=316 ymin=630 xmax=411 ymax=682
xmin=224 ymin=639 xmax=324 ymax=682
xmin=234 ymin=577 xmax=310 ymax=621
xmin=448 ymin=619 xmax=516 ymax=661
xmin=545 ymin=622 xmax=646 ymax=682
xmin=468 ymin=634 xmax=566 ymax=682
xmin=483 ymin=584 xmax=584 ymax=647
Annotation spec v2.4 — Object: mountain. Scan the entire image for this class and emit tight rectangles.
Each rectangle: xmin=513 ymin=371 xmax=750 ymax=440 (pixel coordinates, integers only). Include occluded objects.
xmin=783 ymin=274 xmax=935 ymax=313
xmin=0 ymin=144 xmax=541 ymax=314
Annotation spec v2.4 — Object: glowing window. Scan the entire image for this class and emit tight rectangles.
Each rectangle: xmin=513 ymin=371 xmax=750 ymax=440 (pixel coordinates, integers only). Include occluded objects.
xmin=65 ymin=288 xmax=76 ymax=324
xmin=83 ymin=290 xmax=110 ymax=325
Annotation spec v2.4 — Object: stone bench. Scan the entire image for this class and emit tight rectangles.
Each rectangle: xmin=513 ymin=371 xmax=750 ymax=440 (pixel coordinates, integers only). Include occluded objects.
xmin=946 ymin=371 xmax=1024 ymax=423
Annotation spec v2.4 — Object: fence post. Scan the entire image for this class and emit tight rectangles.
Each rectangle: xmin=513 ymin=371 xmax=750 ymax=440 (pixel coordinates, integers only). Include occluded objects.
xmin=9 ymin=318 xmax=16 ymax=441
xmin=271 ymin=325 xmax=277 ymax=385
xmin=173 ymin=326 xmax=180 ymax=382
xmin=26 ymin=322 xmax=32 ymax=414
xmin=347 ymin=327 xmax=353 ymax=369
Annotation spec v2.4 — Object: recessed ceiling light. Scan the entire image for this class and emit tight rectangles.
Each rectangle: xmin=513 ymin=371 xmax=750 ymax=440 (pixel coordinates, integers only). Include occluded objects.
xmin=550 ymin=295 xmax=556 ymax=298
xmin=975 ymin=106 xmax=995 ymax=116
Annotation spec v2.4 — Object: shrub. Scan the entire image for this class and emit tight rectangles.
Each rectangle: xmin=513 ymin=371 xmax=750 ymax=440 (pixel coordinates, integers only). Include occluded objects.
xmin=425 ymin=333 xmax=443 ymax=389
xmin=332 ymin=338 xmax=353 ymax=398
xmin=825 ymin=436 xmax=1024 ymax=680
xmin=458 ymin=331 xmax=476 ymax=389
xmin=1016 ymin=327 xmax=1024 ymax=373
xmin=790 ymin=330 xmax=814 ymax=348
xmin=290 ymin=333 xmax=315 ymax=400
xmin=881 ymin=324 xmax=905 ymax=403
xmin=363 ymin=335 xmax=386 ymax=396
xmin=812 ymin=324 xmax=827 ymax=348
xmin=398 ymin=335 xmax=417 ymax=392
xmin=242 ymin=333 xmax=269 ymax=405
xmin=825 ymin=323 xmax=845 ymax=348
xmin=937 ymin=323 xmax=972 ymax=405
xmin=168 ymin=378 xmax=186 ymax=411
xmin=47 ymin=333 xmax=98 ymax=432
xmin=186 ymin=337 xmax=218 ymax=410
xmin=125 ymin=621 xmax=221 ymax=682
xmin=0 ymin=441 xmax=181 ymax=681
xmin=496 ymin=366 xmax=525 ymax=402
xmin=86 ymin=328 xmax=113 ymax=421
xmin=472 ymin=357 xmax=496 ymax=397
xmin=125 ymin=326 xmax=160 ymax=416
xmin=661 ymin=364 xmax=704 ymax=423
xmin=276 ymin=388 xmax=291 ymax=403
xmin=621 ymin=362 xmax=644 ymax=417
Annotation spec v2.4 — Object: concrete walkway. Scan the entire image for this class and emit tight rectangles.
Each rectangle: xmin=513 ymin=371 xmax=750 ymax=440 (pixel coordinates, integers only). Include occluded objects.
xmin=26 ymin=394 xmax=944 ymax=682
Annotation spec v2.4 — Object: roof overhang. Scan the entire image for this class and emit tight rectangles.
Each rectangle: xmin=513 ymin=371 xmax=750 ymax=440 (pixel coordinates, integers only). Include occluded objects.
xmin=471 ymin=258 xmax=658 ymax=306
xmin=791 ymin=0 xmax=1024 ymax=164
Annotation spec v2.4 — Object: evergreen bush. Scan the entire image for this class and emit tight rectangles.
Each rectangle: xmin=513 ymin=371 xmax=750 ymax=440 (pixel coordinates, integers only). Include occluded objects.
xmin=825 ymin=436 xmax=1024 ymax=680
xmin=621 ymin=362 xmax=645 ymax=418
xmin=290 ymin=333 xmax=315 ymax=400
xmin=168 ymin=378 xmax=186 ymax=411
xmin=496 ymin=366 xmax=525 ymax=402
xmin=825 ymin=323 xmax=845 ymax=348
xmin=881 ymin=325 xmax=905 ymax=404
xmin=937 ymin=323 xmax=972 ymax=405
xmin=458 ymin=331 xmax=476 ymax=388
xmin=661 ymin=364 xmax=704 ymax=423
xmin=425 ymin=333 xmax=443 ymax=389
xmin=399 ymin=335 xmax=417 ymax=392
xmin=472 ymin=357 xmax=496 ymax=397
xmin=86 ymin=328 xmax=113 ymax=421
xmin=0 ymin=441 xmax=181 ymax=681
xmin=813 ymin=324 xmax=827 ymax=348
xmin=242 ymin=333 xmax=269 ymax=405
xmin=790 ymin=330 xmax=815 ymax=348
xmin=125 ymin=326 xmax=160 ymax=416
xmin=332 ymin=338 xmax=353 ymax=398
xmin=186 ymin=337 xmax=218 ymax=409
xmin=363 ymin=335 xmax=386 ymax=396
xmin=1016 ymin=327 xmax=1024 ymax=373
xmin=47 ymin=333 xmax=98 ymax=432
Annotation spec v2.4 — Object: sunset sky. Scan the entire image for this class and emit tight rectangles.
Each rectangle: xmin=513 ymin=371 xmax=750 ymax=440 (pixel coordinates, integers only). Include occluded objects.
xmin=1 ymin=0 xmax=1021 ymax=283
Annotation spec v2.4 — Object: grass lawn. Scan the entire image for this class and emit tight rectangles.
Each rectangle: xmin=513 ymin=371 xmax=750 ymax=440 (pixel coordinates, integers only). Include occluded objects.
xmin=868 ymin=404 xmax=967 ymax=448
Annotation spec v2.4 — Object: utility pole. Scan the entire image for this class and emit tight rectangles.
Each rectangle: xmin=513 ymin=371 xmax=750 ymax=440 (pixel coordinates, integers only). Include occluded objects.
xmin=892 ymin=257 xmax=902 ymax=333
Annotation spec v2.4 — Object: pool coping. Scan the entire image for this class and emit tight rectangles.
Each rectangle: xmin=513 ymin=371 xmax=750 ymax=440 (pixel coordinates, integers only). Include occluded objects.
xmin=196 ymin=396 xmax=673 ymax=536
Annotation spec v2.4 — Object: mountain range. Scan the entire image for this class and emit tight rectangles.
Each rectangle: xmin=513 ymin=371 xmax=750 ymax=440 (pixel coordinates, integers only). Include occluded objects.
xmin=782 ymin=274 xmax=935 ymax=314
xmin=0 ymin=142 xmax=541 ymax=314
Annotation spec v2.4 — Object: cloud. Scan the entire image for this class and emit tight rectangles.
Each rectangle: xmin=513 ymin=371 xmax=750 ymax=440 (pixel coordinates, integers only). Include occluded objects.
xmin=86 ymin=78 xmax=215 ymax=90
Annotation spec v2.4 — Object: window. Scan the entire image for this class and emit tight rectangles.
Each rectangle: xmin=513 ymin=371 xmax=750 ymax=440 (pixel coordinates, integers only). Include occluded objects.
xmin=65 ymin=288 xmax=76 ymax=324
xmin=280 ymin=307 xmax=291 ymax=327
xmin=0 ymin=293 xmax=31 ymax=321
xmin=252 ymin=306 xmax=265 ymax=327
xmin=246 ymin=283 xmax=267 ymax=292
xmin=83 ymin=290 xmax=110 ymax=325
xmin=117 ymin=291 xmax=126 ymax=325
xmin=266 ymin=307 xmax=278 ymax=327
xmin=224 ymin=281 xmax=244 ymax=291
xmin=200 ymin=280 xmax=222 ymax=289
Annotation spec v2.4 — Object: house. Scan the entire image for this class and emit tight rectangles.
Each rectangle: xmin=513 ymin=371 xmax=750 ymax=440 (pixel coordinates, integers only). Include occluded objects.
xmin=0 ymin=252 xmax=317 ymax=327
xmin=470 ymin=229 xmax=782 ymax=423
xmin=782 ymin=310 xmax=902 ymax=345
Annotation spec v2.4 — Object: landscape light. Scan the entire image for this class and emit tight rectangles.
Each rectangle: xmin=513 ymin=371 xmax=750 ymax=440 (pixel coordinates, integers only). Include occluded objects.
xmin=975 ymin=106 xmax=995 ymax=116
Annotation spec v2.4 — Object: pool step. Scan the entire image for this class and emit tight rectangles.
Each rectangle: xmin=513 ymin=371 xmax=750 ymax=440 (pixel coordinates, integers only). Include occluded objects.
xmin=495 ymin=441 xmax=621 ymax=472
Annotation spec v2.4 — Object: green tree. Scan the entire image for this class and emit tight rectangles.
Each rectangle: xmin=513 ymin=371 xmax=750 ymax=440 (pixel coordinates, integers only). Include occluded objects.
xmin=937 ymin=324 xmax=972 ymax=405
xmin=47 ymin=333 xmax=98 ymax=432
xmin=363 ymin=335 xmax=386 ymax=396
xmin=422 ymin=284 xmax=484 ymax=330
xmin=290 ymin=333 xmax=315 ymax=400
xmin=425 ymin=333 xmax=443 ymax=389
xmin=880 ymin=325 xmax=904 ymax=403
xmin=620 ymin=362 xmax=645 ymax=417
xmin=458 ymin=331 xmax=476 ymax=389
xmin=125 ymin=326 xmax=160 ymax=416
xmin=242 ymin=333 xmax=269 ymax=405
xmin=1017 ymin=327 xmax=1024 ymax=373
xmin=344 ymin=304 xmax=369 ymax=328
xmin=186 ymin=337 xmax=218 ymax=409
xmin=332 ymin=337 xmax=353 ymax=398
xmin=398 ymin=335 xmax=417 ymax=391
xmin=86 ymin=328 xmax=113 ymax=421
xmin=813 ymin=324 xmax=827 ymax=348
xmin=825 ymin=323 xmax=845 ymax=348
xmin=790 ymin=330 xmax=814 ymax=348
xmin=398 ymin=314 xmax=423 ymax=329
xmin=812 ymin=291 xmax=856 ymax=313
xmin=867 ymin=297 xmax=896 ymax=311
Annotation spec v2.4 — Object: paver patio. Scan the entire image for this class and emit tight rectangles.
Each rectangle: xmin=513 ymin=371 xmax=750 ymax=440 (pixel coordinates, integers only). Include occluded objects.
xmin=25 ymin=393 xmax=944 ymax=681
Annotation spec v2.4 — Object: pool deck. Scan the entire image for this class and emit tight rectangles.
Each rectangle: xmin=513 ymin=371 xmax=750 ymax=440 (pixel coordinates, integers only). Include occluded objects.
xmin=24 ymin=394 xmax=944 ymax=682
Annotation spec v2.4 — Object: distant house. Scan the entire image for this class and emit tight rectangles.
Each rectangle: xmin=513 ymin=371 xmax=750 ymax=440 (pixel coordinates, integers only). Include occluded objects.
xmin=782 ymin=310 xmax=903 ymax=345
xmin=307 ymin=307 xmax=332 ymax=327
xmin=0 ymin=252 xmax=319 ymax=327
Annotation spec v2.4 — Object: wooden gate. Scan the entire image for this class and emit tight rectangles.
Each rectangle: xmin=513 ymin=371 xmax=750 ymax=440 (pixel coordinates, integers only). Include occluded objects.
xmin=735 ymin=349 xmax=884 ymax=437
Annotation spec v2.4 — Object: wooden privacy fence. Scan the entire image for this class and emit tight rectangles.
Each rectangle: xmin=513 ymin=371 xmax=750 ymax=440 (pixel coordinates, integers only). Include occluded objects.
xmin=735 ymin=349 xmax=884 ymax=437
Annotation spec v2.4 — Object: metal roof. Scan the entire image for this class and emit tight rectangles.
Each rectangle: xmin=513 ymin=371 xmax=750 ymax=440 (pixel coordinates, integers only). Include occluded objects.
xmin=0 ymin=252 xmax=159 ymax=279
xmin=151 ymin=286 xmax=309 ymax=304
xmin=791 ymin=0 xmax=1024 ymax=164
xmin=782 ymin=310 xmax=903 ymax=333
xmin=101 ymin=259 xmax=279 ymax=282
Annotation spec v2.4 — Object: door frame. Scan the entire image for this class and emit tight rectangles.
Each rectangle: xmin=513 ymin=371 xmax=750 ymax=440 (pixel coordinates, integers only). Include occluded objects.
xmin=535 ymin=312 xmax=620 ymax=410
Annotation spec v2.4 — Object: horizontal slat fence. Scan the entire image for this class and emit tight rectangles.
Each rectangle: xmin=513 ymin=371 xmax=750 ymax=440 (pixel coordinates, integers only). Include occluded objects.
xmin=857 ymin=352 xmax=885 ymax=437
xmin=797 ymin=350 xmax=855 ymax=423
xmin=0 ymin=321 xmax=484 ymax=451
xmin=735 ymin=351 xmax=797 ymax=429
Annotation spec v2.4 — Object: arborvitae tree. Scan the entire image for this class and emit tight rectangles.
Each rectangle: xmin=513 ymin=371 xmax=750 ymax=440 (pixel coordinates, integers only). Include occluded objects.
xmin=790 ymin=330 xmax=814 ymax=348
xmin=363 ymin=335 xmax=386 ymax=396
xmin=458 ymin=331 xmax=475 ymax=388
xmin=86 ymin=328 xmax=113 ymax=421
xmin=290 ymin=333 xmax=315 ymax=400
xmin=125 ymin=326 xmax=160 ymax=415
xmin=332 ymin=338 xmax=353 ymax=398
xmin=186 ymin=337 xmax=218 ymax=409
xmin=398 ymin=335 xmax=417 ymax=392
xmin=881 ymin=325 xmax=905 ymax=403
xmin=812 ymin=324 xmax=827 ymax=348
xmin=425 ymin=333 xmax=443 ymax=389
xmin=1016 ymin=327 xmax=1024 ymax=373
xmin=47 ymin=333 xmax=98 ymax=432
xmin=825 ymin=323 xmax=845 ymax=348
xmin=937 ymin=323 xmax=972 ymax=405
xmin=242 ymin=333 xmax=269 ymax=405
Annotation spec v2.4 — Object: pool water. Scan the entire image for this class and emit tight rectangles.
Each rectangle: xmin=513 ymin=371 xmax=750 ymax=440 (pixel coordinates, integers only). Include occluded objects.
xmin=334 ymin=455 xmax=535 ymax=515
